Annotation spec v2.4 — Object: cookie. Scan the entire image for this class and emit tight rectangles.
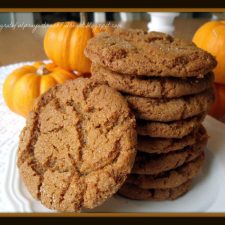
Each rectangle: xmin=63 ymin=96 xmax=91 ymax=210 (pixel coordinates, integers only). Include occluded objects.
xmin=132 ymin=138 xmax=206 ymax=175
xmin=137 ymin=114 xmax=206 ymax=138
xmin=137 ymin=114 xmax=205 ymax=138
xmin=17 ymin=78 xmax=137 ymax=212
xmin=127 ymin=153 xmax=204 ymax=189
xmin=137 ymin=125 xmax=207 ymax=154
xmin=126 ymin=89 xmax=214 ymax=122
xmin=118 ymin=180 xmax=192 ymax=200
xmin=91 ymin=63 xmax=214 ymax=98
xmin=85 ymin=28 xmax=217 ymax=78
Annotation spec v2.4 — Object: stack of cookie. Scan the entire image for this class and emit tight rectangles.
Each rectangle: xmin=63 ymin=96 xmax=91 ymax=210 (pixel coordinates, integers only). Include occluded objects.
xmin=85 ymin=28 xmax=216 ymax=201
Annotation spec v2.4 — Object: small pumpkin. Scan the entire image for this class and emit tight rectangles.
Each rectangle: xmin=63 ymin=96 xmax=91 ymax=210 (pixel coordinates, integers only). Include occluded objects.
xmin=3 ymin=62 xmax=76 ymax=117
xmin=193 ymin=21 xmax=225 ymax=84
xmin=44 ymin=21 xmax=114 ymax=73
xmin=209 ymin=83 xmax=225 ymax=119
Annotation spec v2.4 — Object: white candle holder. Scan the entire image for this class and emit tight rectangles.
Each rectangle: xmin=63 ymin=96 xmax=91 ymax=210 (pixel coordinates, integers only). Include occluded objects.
xmin=147 ymin=12 xmax=180 ymax=35
xmin=93 ymin=12 xmax=106 ymax=23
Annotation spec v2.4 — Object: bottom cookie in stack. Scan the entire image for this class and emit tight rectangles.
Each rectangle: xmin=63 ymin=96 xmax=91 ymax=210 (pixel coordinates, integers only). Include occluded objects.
xmin=119 ymin=180 xmax=193 ymax=201
xmin=118 ymin=126 xmax=207 ymax=200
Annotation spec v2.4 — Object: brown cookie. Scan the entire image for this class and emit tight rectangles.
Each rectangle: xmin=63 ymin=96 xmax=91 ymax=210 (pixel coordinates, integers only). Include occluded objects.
xmin=17 ymin=78 xmax=137 ymax=212
xmin=127 ymin=153 xmax=204 ymax=189
xmin=137 ymin=114 xmax=205 ymax=138
xmin=85 ymin=28 xmax=216 ymax=78
xmin=137 ymin=125 xmax=207 ymax=154
xmin=118 ymin=180 xmax=192 ymax=200
xmin=91 ymin=63 xmax=214 ymax=98
xmin=126 ymin=89 xmax=214 ymax=122
xmin=132 ymin=136 xmax=206 ymax=175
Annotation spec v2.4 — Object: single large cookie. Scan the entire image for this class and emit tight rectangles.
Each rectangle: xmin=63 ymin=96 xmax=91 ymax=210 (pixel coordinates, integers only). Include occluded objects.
xmin=17 ymin=78 xmax=137 ymax=212
xmin=137 ymin=114 xmax=205 ymax=138
xmin=137 ymin=125 xmax=207 ymax=154
xmin=91 ymin=63 xmax=214 ymax=98
xmin=118 ymin=180 xmax=192 ymax=200
xmin=85 ymin=28 xmax=217 ymax=78
xmin=127 ymin=154 xmax=204 ymax=189
xmin=126 ymin=89 xmax=214 ymax=122
xmin=132 ymin=136 xmax=206 ymax=175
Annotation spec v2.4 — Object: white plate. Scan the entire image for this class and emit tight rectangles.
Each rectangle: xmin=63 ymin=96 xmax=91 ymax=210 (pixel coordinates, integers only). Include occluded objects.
xmin=0 ymin=62 xmax=225 ymax=213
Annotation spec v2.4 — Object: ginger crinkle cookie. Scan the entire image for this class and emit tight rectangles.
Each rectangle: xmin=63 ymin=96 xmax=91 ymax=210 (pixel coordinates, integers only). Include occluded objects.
xmin=91 ymin=64 xmax=214 ymax=99
xmin=125 ymin=89 xmax=214 ymax=122
xmin=85 ymin=29 xmax=216 ymax=77
xmin=137 ymin=125 xmax=208 ymax=154
xmin=126 ymin=154 xmax=205 ymax=189
xmin=132 ymin=140 xmax=205 ymax=175
xmin=17 ymin=78 xmax=137 ymax=212
xmin=118 ymin=180 xmax=193 ymax=201
xmin=137 ymin=114 xmax=205 ymax=138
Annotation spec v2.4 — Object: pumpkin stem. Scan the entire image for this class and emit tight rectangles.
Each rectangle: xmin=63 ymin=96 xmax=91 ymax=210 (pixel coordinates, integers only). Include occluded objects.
xmin=80 ymin=12 xmax=88 ymax=25
xmin=36 ymin=65 xmax=49 ymax=75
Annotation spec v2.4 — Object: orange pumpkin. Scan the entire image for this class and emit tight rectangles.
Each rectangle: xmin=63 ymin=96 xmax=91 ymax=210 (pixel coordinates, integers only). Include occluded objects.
xmin=3 ymin=62 xmax=76 ymax=117
xmin=209 ymin=83 xmax=225 ymax=119
xmin=193 ymin=21 xmax=225 ymax=84
xmin=44 ymin=21 xmax=114 ymax=73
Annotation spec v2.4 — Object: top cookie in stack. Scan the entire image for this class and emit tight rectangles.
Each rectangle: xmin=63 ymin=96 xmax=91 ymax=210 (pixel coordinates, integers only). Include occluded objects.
xmin=85 ymin=29 xmax=216 ymax=78
xmin=85 ymin=28 xmax=216 ymax=201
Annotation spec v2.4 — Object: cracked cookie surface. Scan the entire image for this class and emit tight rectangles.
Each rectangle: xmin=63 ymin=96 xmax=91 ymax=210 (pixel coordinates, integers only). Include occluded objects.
xmin=91 ymin=63 xmax=214 ymax=98
xmin=85 ymin=28 xmax=216 ymax=78
xmin=17 ymin=78 xmax=137 ymax=212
